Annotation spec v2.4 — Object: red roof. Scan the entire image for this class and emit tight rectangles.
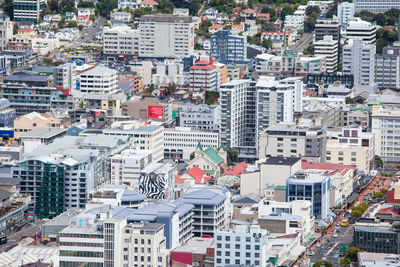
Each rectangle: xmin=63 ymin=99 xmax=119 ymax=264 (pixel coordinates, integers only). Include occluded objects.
xmin=377 ymin=207 xmax=400 ymax=216
xmin=190 ymin=61 xmax=215 ymax=70
xmin=140 ymin=0 xmax=159 ymax=5
xmin=175 ymin=175 xmax=186 ymax=183
xmin=304 ymin=90 xmax=313 ymax=95
xmin=187 ymin=166 xmax=205 ymax=180
xmin=222 ymin=161 xmax=248 ymax=176
xmin=301 ymin=159 xmax=356 ymax=176
xmin=387 ymin=189 xmax=400 ymax=205
xmin=209 ymin=24 xmax=224 ymax=29
xmin=78 ymin=15 xmax=88 ymax=19
xmin=256 ymin=13 xmax=270 ymax=18
xmin=18 ymin=28 xmax=33 ymax=32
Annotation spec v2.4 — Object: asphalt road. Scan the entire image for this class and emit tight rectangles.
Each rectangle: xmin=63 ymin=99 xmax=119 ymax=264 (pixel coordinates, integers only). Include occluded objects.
xmin=290 ymin=32 xmax=313 ymax=53
xmin=70 ymin=16 xmax=106 ymax=49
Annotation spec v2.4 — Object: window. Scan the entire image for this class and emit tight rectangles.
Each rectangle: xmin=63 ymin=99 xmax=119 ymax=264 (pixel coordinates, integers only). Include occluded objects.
xmin=246 ymin=237 xmax=251 ymax=242
xmin=235 ymin=244 xmax=240 ymax=249
xmin=351 ymin=152 xmax=356 ymax=156
xmin=326 ymin=151 xmax=331 ymax=155
xmin=225 ymin=236 xmax=230 ymax=241
xmin=235 ymin=252 xmax=240 ymax=257
xmin=225 ymin=244 xmax=230 ymax=249
xmin=217 ymin=243 xmax=221 ymax=248
xmin=351 ymin=158 xmax=356 ymax=161
xmin=225 ymin=251 xmax=230 ymax=256
xmin=338 ymin=157 xmax=343 ymax=161
xmin=246 ymin=252 xmax=251 ymax=257
xmin=339 ymin=151 xmax=344 ymax=155
xmin=217 ymin=236 xmax=222 ymax=241
xmin=255 ymin=245 xmax=260 ymax=250
xmin=235 ymin=236 xmax=240 ymax=242
xmin=291 ymin=138 xmax=297 ymax=141
xmin=246 ymin=245 xmax=250 ymax=249
xmin=217 ymin=250 xmax=221 ymax=256
xmin=225 ymin=259 xmax=230 ymax=264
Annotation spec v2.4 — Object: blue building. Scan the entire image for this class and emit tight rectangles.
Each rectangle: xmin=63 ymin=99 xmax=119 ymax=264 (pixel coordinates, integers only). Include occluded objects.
xmin=210 ymin=30 xmax=247 ymax=65
xmin=0 ymin=99 xmax=16 ymax=127
xmin=286 ymin=172 xmax=330 ymax=220
xmin=66 ymin=122 xmax=87 ymax=136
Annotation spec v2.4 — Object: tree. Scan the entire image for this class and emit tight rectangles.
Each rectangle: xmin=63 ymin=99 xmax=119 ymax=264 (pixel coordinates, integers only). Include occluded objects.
xmin=1 ymin=0 xmax=13 ymax=19
xmin=345 ymin=97 xmax=354 ymax=104
xmin=97 ymin=0 xmax=117 ymax=17
xmin=227 ymin=148 xmax=238 ymax=164
xmin=68 ymin=20 xmax=78 ymax=28
xmin=12 ymin=24 xmax=18 ymax=35
xmin=303 ymin=44 xmax=314 ymax=55
xmin=345 ymin=247 xmax=362 ymax=262
xmin=261 ymin=7 xmax=277 ymax=21
xmin=351 ymin=209 xmax=363 ymax=217
xmin=60 ymin=0 xmax=76 ymax=13
xmin=49 ymin=0 xmax=60 ymax=13
xmin=280 ymin=6 xmax=294 ymax=20
xmin=314 ymin=261 xmax=333 ymax=267
xmin=262 ymin=38 xmax=272 ymax=49
xmin=375 ymin=13 xmax=387 ymax=26
xmin=190 ymin=152 xmax=195 ymax=160
xmin=374 ymin=155 xmax=383 ymax=168
xmin=205 ymin=91 xmax=219 ymax=105
xmin=78 ymin=24 xmax=84 ymax=31
xmin=78 ymin=1 xmax=96 ymax=8
xmin=58 ymin=18 xmax=66 ymax=28
xmin=103 ymin=21 xmax=111 ymax=27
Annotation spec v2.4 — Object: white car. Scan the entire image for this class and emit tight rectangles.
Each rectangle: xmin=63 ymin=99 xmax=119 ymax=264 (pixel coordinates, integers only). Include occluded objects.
xmin=307 ymin=251 xmax=315 ymax=256
xmin=333 ymin=233 xmax=338 ymax=238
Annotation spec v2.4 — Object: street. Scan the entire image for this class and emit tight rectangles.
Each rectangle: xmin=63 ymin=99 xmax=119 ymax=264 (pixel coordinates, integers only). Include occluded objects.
xmin=69 ymin=16 xmax=106 ymax=49
xmin=290 ymin=32 xmax=313 ymax=53
xmin=0 ymin=220 xmax=45 ymax=252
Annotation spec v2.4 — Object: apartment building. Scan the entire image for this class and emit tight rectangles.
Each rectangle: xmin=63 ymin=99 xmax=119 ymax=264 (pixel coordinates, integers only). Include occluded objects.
xmin=54 ymin=63 xmax=77 ymax=90
xmin=152 ymin=60 xmax=185 ymax=86
xmin=344 ymin=18 xmax=376 ymax=44
xmin=13 ymin=0 xmax=45 ymax=22
xmin=164 ymin=127 xmax=219 ymax=160
xmin=103 ymin=26 xmax=140 ymax=59
xmin=259 ymin=123 xmax=326 ymax=162
xmin=118 ymin=0 xmax=140 ymax=9
xmin=210 ymin=30 xmax=247 ymax=65
xmin=79 ymin=65 xmax=119 ymax=94
xmin=326 ymin=126 xmax=374 ymax=172
xmin=375 ymin=42 xmax=400 ymax=90
xmin=178 ymin=103 xmax=220 ymax=131
xmin=342 ymin=39 xmax=376 ymax=92
xmin=314 ymin=35 xmax=338 ymax=74
xmin=337 ymin=2 xmax=354 ymax=26
xmin=138 ymin=14 xmax=194 ymax=58
xmin=284 ymin=15 xmax=304 ymax=31
xmin=190 ymin=57 xmax=218 ymax=92
xmin=0 ymin=15 xmax=12 ymax=51
xmin=286 ymin=172 xmax=330 ymax=219
xmin=314 ymin=16 xmax=340 ymax=42
xmin=111 ymin=149 xmax=153 ymax=188
xmin=214 ymin=225 xmax=268 ymax=267
xmin=353 ymin=0 xmax=400 ymax=13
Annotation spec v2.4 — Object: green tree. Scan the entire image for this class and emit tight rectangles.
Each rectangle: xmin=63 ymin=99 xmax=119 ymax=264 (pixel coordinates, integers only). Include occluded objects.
xmin=345 ymin=247 xmax=362 ymax=262
xmin=78 ymin=1 xmax=96 ymax=8
xmin=205 ymin=91 xmax=219 ymax=105
xmin=97 ymin=0 xmax=117 ymax=17
xmin=351 ymin=209 xmax=363 ymax=217
xmin=374 ymin=155 xmax=383 ymax=168
xmin=227 ymin=148 xmax=238 ymax=164
xmin=262 ymin=38 xmax=273 ymax=49
xmin=375 ymin=13 xmax=387 ymax=26
xmin=1 ymin=0 xmax=13 ymax=19
xmin=58 ymin=18 xmax=66 ymax=28
xmin=12 ymin=24 xmax=18 ymax=35
xmin=49 ymin=0 xmax=60 ymax=13
xmin=345 ymin=97 xmax=354 ymax=104
xmin=280 ymin=6 xmax=294 ymax=20
xmin=190 ymin=152 xmax=195 ymax=160
xmin=68 ymin=20 xmax=78 ymax=28
xmin=314 ymin=260 xmax=333 ymax=267
xmin=303 ymin=44 xmax=314 ymax=55
xmin=78 ymin=24 xmax=84 ymax=31
xmin=261 ymin=7 xmax=277 ymax=21
xmin=103 ymin=21 xmax=111 ymax=27
xmin=60 ymin=0 xmax=76 ymax=13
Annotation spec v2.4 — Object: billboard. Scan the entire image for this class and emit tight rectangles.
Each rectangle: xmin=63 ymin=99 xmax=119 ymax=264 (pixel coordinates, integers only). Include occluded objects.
xmin=148 ymin=106 xmax=163 ymax=119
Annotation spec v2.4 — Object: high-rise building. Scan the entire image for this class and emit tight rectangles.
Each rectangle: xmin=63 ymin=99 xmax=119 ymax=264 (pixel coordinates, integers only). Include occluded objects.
xmin=214 ymin=225 xmax=269 ymax=267
xmin=54 ymin=63 xmax=77 ymax=90
xmin=190 ymin=57 xmax=218 ymax=92
xmin=177 ymin=103 xmax=220 ymax=131
xmin=13 ymin=0 xmax=45 ymax=22
xmin=314 ymin=16 xmax=340 ymax=42
xmin=210 ymin=30 xmax=247 ymax=64
xmin=103 ymin=26 xmax=140 ymax=59
xmin=337 ymin=2 xmax=355 ymax=26
xmin=0 ymin=15 xmax=12 ymax=51
xmin=79 ymin=65 xmax=119 ymax=94
xmin=138 ymin=14 xmax=194 ymax=58
xmin=345 ymin=18 xmax=376 ymax=44
xmin=354 ymin=0 xmax=400 ymax=13
xmin=342 ymin=39 xmax=376 ymax=92
xmin=314 ymin=35 xmax=338 ymax=74
xmin=375 ymin=42 xmax=400 ymax=90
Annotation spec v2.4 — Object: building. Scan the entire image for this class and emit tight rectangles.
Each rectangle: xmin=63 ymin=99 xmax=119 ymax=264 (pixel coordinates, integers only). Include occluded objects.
xmin=118 ymin=0 xmax=140 ymax=9
xmin=79 ymin=65 xmax=119 ymax=94
xmin=54 ymin=63 xmax=76 ymax=90
xmin=139 ymin=162 xmax=175 ymax=200
xmin=122 ymin=96 xmax=171 ymax=121
xmin=175 ymin=185 xmax=231 ymax=238
xmin=87 ymin=188 xmax=146 ymax=209
xmin=177 ymin=103 xmax=220 ymax=131
xmin=314 ymin=35 xmax=338 ymax=74
xmin=210 ymin=30 xmax=247 ymax=65
xmin=354 ymin=225 xmax=400 ymax=254
xmin=284 ymin=15 xmax=304 ymax=31
xmin=342 ymin=39 xmax=376 ymax=93
xmin=344 ymin=18 xmax=376 ymax=44
xmin=187 ymin=144 xmax=227 ymax=176
xmin=214 ymin=225 xmax=268 ymax=267
xmin=0 ymin=15 xmax=12 ymax=51
xmin=354 ymin=0 xmax=400 ymax=13
xmin=170 ymin=237 xmax=214 ymax=267
xmin=111 ymin=149 xmax=153 ymax=188
xmin=259 ymin=123 xmax=326 ymax=162
xmin=358 ymin=252 xmax=400 ymax=267
xmin=103 ymin=26 xmax=140 ymax=59
xmin=152 ymin=60 xmax=185 ymax=86
xmin=314 ymin=16 xmax=340 ymax=42
xmin=190 ymin=57 xmax=218 ymax=92
xmin=164 ymin=127 xmax=219 ymax=160
xmin=110 ymin=11 xmax=131 ymax=22
xmin=286 ymin=172 xmax=330 ymax=219
xmin=127 ymin=60 xmax=153 ymax=86
xmin=325 ymin=126 xmax=374 ymax=172
xmin=375 ymin=42 xmax=400 ymax=90
xmin=0 ymin=99 xmax=16 ymax=127
xmin=138 ymin=14 xmax=194 ymax=58
xmin=337 ymin=2 xmax=354 ymax=26
xmin=13 ymin=112 xmax=69 ymax=138
xmin=13 ymin=0 xmax=45 ymax=22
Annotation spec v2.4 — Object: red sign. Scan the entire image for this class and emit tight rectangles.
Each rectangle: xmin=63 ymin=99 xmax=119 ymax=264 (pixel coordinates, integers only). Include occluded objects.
xmin=148 ymin=106 xmax=163 ymax=119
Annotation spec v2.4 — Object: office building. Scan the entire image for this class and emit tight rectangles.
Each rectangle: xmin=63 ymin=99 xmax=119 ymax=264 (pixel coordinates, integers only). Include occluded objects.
xmin=344 ymin=18 xmax=376 ymax=44
xmin=342 ymin=39 xmax=376 ymax=92
xmin=314 ymin=16 xmax=340 ymax=42
xmin=111 ymin=149 xmax=153 ymax=188
xmin=358 ymin=252 xmax=400 ymax=267
xmin=139 ymin=162 xmax=175 ymax=200
xmin=171 ymin=237 xmax=215 ymax=267
xmin=286 ymin=172 xmax=330 ymax=219
xmin=54 ymin=63 xmax=76 ymax=90
xmin=354 ymin=0 xmax=400 ymax=13
xmin=210 ymin=30 xmax=247 ymax=65
xmin=0 ymin=99 xmax=16 ymax=127
xmin=163 ymin=127 xmax=219 ymax=160
xmin=190 ymin=57 xmax=218 ymax=92
xmin=337 ymin=2 xmax=355 ymax=26
xmin=259 ymin=123 xmax=326 ymax=162
xmin=375 ymin=42 xmax=400 ymax=90
xmin=214 ymin=225 xmax=268 ymax=267
xmin=326 ymin=126 xmax=374 ymax=172
xmin=177 ymin=103 xmax=220 ymax=131
xmin=138 ymin=14 xmax=194 ymax=58
xmin=152 ymin=60 xmax=185 ymax=86
xmin=121 ymin=95 xmax=172 ymax=122
xmin=0 ymin=15 xmax=12 ymax=51
xmin=103 ymin=26 xmax=140 ymax=59
xmin=79 ymin=65 xmax=119 ymax=94
xmin=354 ymin=225 xmax=400 ymax=254
xmin=175 ymin=185 xmax=231 ymax=238
xmin=314 ymin=35 xmax=338 ymax=73
xmin=13 ymin=0 xmax=45 ymax=22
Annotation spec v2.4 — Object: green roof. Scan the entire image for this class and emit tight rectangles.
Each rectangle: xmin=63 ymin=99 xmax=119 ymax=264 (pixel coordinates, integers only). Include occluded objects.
xmin=275 ymin=185 xmax=286 ymax=191
xmin=196 ymin=141 xmax=203 ymax=151
xmin=203 ymin=147 xmax=224 ymax=165
xmin=219 ymin=143 xmax=227 ymax=152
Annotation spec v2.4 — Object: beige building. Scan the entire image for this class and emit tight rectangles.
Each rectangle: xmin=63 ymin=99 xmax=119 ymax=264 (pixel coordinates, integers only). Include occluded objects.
xmin=14 ymin=112 xmax=70 ymax=138
xmin=240 ymin=157 xmax=301 ymax=196
xmin=128 ymin=60 xmax=154 ymax=86
xmin=325 ymin=126 xmax=374 ymax=172
xmin=122 ymin=96 xmax=172 ymax=122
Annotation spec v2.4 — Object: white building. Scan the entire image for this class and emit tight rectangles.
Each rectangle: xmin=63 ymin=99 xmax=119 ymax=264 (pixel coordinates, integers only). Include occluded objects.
xmin=190 ymin=57 xmax=218 ymax=92
xmin=342 ymin=39 xmax=376 ymax=93
xmin=111 ymin=149 xmax=153 ymax=188
xmin=152 ymin=60 xmax=185 ymax=86
xmin=103 ymin=26 xmax=140 ymax=58
xmin=118 ymin=0 xmax=140 ymax=9
xmin=79 ymin=65 xmax=119 ymax=94
xmin=284 ymin=15 xmax=304 ymax=31
xmin=164 ymin=127 xmax=219 ymax=160
xmin=110 ymin=11 xmax=132 ymax=22
xmin=54 ymin=63 xmax=76 ymax=90
xmin=354 ymin=0 xmax=400 ymax=13
xmin=337 ymin=2 xmax=355 ymax=26
xmin=0 ymin=15 xmax=12 ymax=51
xmin=214 ymin=225 xmax=268 ymax=267
xmin=13 ymin=0 xmax=45 ymax=22
xmin=344 ymin=18 xmax=376 ymax=44
xmin=77 ymin=8 xmax=95 ymax=17
xmin=314 ymin=35 xmax=338 ymax=74
xmin=178 ymin=103 xmax=221 ymax=131
xmin=138 ymin=14 xmax=194 ymax=58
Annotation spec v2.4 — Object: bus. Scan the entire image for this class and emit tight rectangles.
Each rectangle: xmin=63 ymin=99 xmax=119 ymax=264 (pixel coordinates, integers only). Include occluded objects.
xmin=341 ymin=218 xmax=349 ymax=227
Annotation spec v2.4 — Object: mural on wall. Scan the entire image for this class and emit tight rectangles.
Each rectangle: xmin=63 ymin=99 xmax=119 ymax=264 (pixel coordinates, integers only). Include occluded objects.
xmin=139 ymin=172 xmax=167 ymax=199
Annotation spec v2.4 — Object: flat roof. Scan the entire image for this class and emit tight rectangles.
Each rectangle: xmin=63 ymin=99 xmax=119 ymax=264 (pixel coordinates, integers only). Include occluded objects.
xmin=264 ymin=157 xmax=301 ymax=166
xmin=19 ymin=128 xmax=66 ymax=139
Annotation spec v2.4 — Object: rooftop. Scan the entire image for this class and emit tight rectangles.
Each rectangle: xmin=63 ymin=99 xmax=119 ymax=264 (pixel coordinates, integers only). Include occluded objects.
xmin=287 ymin=172 xmax=330 ymax=184
xmin=19 ymin=128 xmax=66 ymax=139
xmin=81 ymin=65 xmax=117 ymax=76
xmin=172 ymin=237 xmax=214 ymax=254
xmin=264 ymin=157 xmax=301 ymax=166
